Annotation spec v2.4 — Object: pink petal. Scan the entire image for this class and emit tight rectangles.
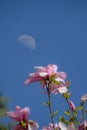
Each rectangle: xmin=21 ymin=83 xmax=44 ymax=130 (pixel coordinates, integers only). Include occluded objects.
xmin=7 ymin=106 xmax=30 ymax=121
xmin=46 ymin=64 xmax=58 ymax=76
xmin=68 ymin=100 xmax=76 ymax=111
xmin=81 ymin=94 xmax=87 ymax=101
xmin=57 ymin=72 xmax=67 ymax=79
xmin=67 ymin=123 xmax=75 ymax=130
xmin=24 ymin=76 xmax=42 ymax=85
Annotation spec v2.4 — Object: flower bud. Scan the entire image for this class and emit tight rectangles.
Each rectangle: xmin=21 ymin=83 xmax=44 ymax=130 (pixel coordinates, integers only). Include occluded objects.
xmin=68 ymin=100 xmax=76 ymax=111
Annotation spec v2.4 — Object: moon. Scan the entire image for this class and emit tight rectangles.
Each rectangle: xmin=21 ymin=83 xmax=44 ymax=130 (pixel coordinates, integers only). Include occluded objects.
xmin=18 ymin=34 xmax=36 ymax=50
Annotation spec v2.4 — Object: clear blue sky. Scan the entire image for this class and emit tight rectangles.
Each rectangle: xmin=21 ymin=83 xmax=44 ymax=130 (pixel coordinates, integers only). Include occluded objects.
xmin=0 ymin=0 xmax=87 ymax=129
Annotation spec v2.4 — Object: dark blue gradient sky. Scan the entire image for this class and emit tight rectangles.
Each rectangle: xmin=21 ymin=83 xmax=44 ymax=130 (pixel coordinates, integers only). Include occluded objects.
xmin=0 ymin=0 xmax=87 ymax=129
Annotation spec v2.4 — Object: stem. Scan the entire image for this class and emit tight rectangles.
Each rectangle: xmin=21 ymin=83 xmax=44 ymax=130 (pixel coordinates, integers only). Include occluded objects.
xmin=81 ymin=101 xmax=85 ymax=122
xmin=82 ymin=108 xmax=85 ymax=122
xmin=46 ymin=82 xmax=55 ymax=130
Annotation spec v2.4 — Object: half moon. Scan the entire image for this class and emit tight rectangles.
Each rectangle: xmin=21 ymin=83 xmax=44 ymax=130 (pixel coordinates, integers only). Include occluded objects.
xmin=18 ymin=34 xmax=36 ymax=50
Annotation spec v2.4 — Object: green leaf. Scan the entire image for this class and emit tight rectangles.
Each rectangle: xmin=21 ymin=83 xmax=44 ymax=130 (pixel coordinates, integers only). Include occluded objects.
xmin=21 ymin=121 xmax=26 ymax=128
xmin=64 ymin=110 xmax=70 ymax=116
xmin=64 ymin=120 xmax=69 ymax=125
xmin=43 ymin=102 xmax=50 ymax=106
xmin=59 ymin=116 xmax=69 ymax=125
xmin=75 ymin=106 xmax=83 ymax=111
xmin=60 ymin=116 xmax=65 ymax=122
xmin=49 ymin=74 xmax=56 ymax=82
xmin=74 ymin=120 xmax=80 ymax=125
xmin=50 ymin=110 xmax=58 ymax=117
xmin=53 ymin=79 xmax=61 ymax=85
xmin=63 ymin=92 xmax=71 ymax=99
xmin=73 ymin=111 xmax=78 ymax=117
xmin=50 ymin=74 xmax=56 ymax=79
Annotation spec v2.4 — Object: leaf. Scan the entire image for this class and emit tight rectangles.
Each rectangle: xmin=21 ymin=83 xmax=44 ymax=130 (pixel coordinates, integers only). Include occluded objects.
xmin=74 ymin=120 xmax=80 ymax=125
xmin=50 ymin=74 xmax=56 ymax=80
xmin=50 ymin=110 xmax=58 ymax=117
xmin=60 ymin=116 xmax=65 ymax=122
xmin=21 ymin=121 xmax=26 ymax=127
xmin=75 ymin=106 xmax=83 ymax=111
xmin=53 ymin=79 xmax=61 ymax=85
xmin=73 ymin=111 xmax=78 ymax=117
xmin=63 ymin=92 xmax=71 ymax=99
xmin=48 ymin=74 xmax=56 ymax=82
xmin=64 ymin=120 xmax=69 ymax=125
xmin=64 ymin=110 xmax=70 ymax=116
xmin=59 ymin=116 xmax=69 ymax=125
xmin=43 ymin=102 xmax=50 ymax=106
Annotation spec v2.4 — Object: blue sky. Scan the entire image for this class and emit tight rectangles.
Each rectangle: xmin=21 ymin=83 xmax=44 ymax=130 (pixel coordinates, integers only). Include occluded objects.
xmin=0 ymin=0 xmax=87 ymax=129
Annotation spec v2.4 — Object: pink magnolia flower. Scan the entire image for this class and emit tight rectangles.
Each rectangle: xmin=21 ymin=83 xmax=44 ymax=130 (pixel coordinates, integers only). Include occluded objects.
xmin=7 ymin=106 xmax=39 ymax=130
xmin=67 ymin=123 xmax=75 ymax=130
xmin=28 ymin=120 xmax=39 ymax=130
xmin=7 ymin=106 xmax=30 ymax=122
xmin=58 ymin=122 xmax=67 ymax=130
xmin=42 ymin=123 xmax=60 ymax=130
xmin=68 ymin=100 xmax=76 ymax=111
xmin=78 ymin=120 xmax=87 ymax=130
xmin=81 ymin=94 xmax=87 ymax=102
xmin=14 ymin=121 xmax=39 ymax=130
xmin=42 ymin=122 xmax=74 ymax=130
xmin=25 ymin=64 xmax=67 ymax=94
xmin=59 ymin=122 xmax=75 ymax=130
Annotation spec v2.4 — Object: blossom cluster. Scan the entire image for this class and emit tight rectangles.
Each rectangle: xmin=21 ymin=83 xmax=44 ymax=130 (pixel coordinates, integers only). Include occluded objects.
xmin=7 ymin=64 xmax=87 ymax=130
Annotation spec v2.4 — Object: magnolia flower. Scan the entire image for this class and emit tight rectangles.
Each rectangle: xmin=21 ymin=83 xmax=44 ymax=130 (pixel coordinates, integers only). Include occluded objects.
xmin=42 ymin=123 xmax=60 ymax=130
xmin=59 ymin=122 xmax=75 ymax=130
xmin=25 ymin=64 xmax=67 ymax=94
xmin=7 ymin=106 xmax=39 ymax=130
xmin=78 ymin=120 xmax=87 ymax=130
xmin=28 ymin=120 xmax=39 ymax=130
xmin=42 ymin=122 xmax=76 ymax=130
xmin=14 ymin=121 xmax=39 ymax=130
xmin=67 ymin=123 xmax=75 ymax=130
xmin=7 ymin=106 xmax=30 ymax=122
xmin=81 ymin=94 xmax=87 ymax=102
xmin=58 ymin=122 xmax=67 ymax=130
xmin=68 ymin=100 xmax=76 ymax=111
